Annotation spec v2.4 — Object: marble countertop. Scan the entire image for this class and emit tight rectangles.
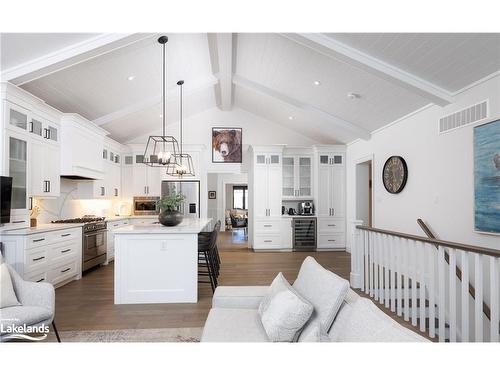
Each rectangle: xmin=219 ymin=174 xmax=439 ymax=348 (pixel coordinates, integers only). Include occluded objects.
xmin=281 ymin=215 xmax=317 ymax=218
xmin=114 ymin=218 xmax=213 ymax=235
xmin=0 ymin=222 xmax=84 ymax=236
xmin=105 ymin=215 xmax=158 ymax=222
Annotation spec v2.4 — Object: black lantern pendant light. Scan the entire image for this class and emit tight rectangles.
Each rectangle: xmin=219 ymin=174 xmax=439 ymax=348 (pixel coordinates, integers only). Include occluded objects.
xmin=141 ymin=36 xmax=180 ymax=167
xmin=166 ymin=80 xmax=195 ymax=177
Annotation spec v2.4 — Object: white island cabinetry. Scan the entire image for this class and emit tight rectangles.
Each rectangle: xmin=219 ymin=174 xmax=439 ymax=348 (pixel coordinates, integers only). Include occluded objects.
xmin=114 ymin=218 xmax=211 ymax=304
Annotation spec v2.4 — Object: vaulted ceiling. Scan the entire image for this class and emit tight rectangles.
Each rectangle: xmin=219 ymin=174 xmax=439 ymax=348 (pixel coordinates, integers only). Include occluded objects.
xmin=1 ymin=32 xmax=499 ymax=144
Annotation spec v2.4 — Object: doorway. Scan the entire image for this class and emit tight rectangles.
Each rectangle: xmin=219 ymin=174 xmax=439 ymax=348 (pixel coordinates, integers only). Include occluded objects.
xmin=355 ymin=158 xmax=373 ymax=227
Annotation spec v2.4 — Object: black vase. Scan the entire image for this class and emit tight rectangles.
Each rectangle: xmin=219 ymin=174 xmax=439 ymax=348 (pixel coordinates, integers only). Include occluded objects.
xmin=158 ymin=209 xmax=183 ymax=226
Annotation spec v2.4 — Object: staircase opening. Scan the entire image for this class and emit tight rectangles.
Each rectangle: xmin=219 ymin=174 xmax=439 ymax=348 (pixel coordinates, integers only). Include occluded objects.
xmin=355 ymin=157 xmax=373 ymax=227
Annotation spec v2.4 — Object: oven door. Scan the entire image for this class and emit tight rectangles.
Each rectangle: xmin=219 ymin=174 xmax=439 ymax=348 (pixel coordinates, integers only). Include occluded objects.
xmin=83 ymin=230 xmax=107 ymax=265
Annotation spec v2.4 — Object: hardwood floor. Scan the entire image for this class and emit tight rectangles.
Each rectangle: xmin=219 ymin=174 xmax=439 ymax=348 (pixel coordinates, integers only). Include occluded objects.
xmin=54 ymin=231 xmax=425 ymax=339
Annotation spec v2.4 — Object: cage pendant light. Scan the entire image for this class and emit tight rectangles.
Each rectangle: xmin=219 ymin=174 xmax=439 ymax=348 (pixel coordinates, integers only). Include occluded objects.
xmin=166 ymin=80 xmax=195 ymax=177
xmin=141 ymin=36 xmax=180 ymax=167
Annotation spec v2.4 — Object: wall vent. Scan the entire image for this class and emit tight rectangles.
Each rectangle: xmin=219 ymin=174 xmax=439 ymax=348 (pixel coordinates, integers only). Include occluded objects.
xmin=439 ymin=100 xmax=488 ymax=134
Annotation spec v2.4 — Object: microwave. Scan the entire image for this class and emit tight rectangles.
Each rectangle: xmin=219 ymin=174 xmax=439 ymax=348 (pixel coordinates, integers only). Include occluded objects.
xmin=133 ymin=196 xmax=160 ymax=215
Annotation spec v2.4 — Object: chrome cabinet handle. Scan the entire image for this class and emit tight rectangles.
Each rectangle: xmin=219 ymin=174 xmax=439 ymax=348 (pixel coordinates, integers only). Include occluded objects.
xmin=328 ymin=239 xmax=336 ymax=242
xmin=264 ymin=225 xmax=272 ymax=227
xmin=264 ymin=240 xmax=272 ymax=243
xmin=328 ymin=224 xmax=336 ymax=227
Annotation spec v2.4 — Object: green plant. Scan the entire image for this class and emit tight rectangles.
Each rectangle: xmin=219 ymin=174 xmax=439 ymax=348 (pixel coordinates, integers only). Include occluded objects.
xmin=157 ymin=191 xmax=185 ymax=211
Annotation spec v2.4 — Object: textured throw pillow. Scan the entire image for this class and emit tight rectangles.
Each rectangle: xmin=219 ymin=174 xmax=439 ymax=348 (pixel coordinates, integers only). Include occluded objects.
xmin=293 ymin=256 xmax=349 ymax=333
xmin=258 ymin=273 xmax=313 ymax=342
xmin=0 ymin=262 xmax=20 ymax=308
xmin=298 ymin=321 xmax=331 ymax=342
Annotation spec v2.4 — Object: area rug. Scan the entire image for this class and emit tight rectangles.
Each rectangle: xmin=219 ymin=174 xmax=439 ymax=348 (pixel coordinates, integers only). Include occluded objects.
xmin=44 ymin=327 xmax=203 ymax=343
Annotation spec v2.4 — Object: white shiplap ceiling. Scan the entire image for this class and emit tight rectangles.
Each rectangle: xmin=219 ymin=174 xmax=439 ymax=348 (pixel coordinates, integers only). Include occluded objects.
xmin=1 ymin=32 xmax=499 ymax=144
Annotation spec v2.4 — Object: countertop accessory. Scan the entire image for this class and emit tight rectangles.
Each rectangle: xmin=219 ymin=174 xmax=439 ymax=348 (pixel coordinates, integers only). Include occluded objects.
xmin=157 ymin=190 xmax=185 ymax=226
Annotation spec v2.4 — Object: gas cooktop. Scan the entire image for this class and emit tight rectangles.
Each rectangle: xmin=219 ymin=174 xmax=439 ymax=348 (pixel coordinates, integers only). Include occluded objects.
xmin=51 ymin=216 xmax=105 ymax=224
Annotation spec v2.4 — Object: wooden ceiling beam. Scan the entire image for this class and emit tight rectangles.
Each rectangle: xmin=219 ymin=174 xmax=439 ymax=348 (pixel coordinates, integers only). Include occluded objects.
xmin=233 ymin=74 xmax=371 ymax=140
xmin=2 ymin=33 xmax=150 ymax=86
xmin=282 ymin=33 xmax=454 ymax=107
xmin=207 ymin=33 xmax=234 ymax=111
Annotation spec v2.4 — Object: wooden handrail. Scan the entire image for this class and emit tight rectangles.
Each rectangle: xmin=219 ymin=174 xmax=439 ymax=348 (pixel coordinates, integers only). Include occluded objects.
xmin=356 ymin=225 xmax=500 ymax=257
xmin=416 ymin=219 xmax=492 ymax=322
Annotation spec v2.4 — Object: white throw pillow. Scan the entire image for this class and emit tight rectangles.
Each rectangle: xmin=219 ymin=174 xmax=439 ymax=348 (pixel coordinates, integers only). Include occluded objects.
xmin=298 ymin=321 xmax=331 ymax=342
xmin=258 ymin=272 xmax=313 ymax=342
xmin=0 ymin=262 xmax=21 ymax=308
xmin=293 ymin=256 xmax=349 ymax=333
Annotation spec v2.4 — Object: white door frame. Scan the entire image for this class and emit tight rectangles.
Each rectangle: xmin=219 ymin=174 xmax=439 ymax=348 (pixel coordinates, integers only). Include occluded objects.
xmin=354 ymin=154 xmax=374 ymax=227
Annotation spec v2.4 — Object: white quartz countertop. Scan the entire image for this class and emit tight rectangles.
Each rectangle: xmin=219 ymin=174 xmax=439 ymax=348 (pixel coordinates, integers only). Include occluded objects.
xmin=0 ymin=222 xmax=84 ymax=236
xmin=114 ymin=218 xmax=213 ymax=234
xmin=105 ymin=215 xmax=158 ymax=222
xmin=281 ymin=215 xmax=317 ymax=218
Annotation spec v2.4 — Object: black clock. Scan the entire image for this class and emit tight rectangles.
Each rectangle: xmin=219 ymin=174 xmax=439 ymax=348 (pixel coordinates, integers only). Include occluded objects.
xmin=382 ymin=156 xmax=408 ymax=194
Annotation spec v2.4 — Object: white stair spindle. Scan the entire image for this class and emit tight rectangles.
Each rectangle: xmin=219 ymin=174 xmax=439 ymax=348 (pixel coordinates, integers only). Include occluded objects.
xmin=461 ymin=250 xmax=469 ymax=342
xmin=384 ymin=235 xmax=390 ymax=309
xmin=375 ymin=233 xmax=380 ymax=302
xmin=438 ymin=246 xmax=446 ymax=342
xmin=369 ymin=231 xmax=374 ymax=298
xmin=474 ymin=253 xmax=483 ymax=342
xmin=419 ymin=241 xmax=426 ymax=333
xmin=427 ymin=243 xmax=436 ymax=339
xmin=403 ymin=239 xmax=410 ymax=321
xmin=448 ymin=248 xmax=457 ymax=342
xmin=396 ymin=237 xmax=403 ymax=317
xmin=390 ymin=236 xmax=396 ymax=313
xmin=411 ymin=240 xmax=418 ymax=327
xmin=364 ymin=231 xmax=369 ymax=294
xmin=490 ymin=256 xmax=499 ymax=342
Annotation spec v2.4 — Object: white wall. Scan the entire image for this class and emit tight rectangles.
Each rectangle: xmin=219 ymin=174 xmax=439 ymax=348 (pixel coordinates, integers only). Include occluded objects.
xmin=346 ymin=74 xmax=500 ymax=250
xmin=355 ymin=162 xmax=370 ymax=226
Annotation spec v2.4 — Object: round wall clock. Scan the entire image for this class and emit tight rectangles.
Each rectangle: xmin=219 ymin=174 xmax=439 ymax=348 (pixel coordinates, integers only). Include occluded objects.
xmin=382 ymin=156 xmax=408 ymax=194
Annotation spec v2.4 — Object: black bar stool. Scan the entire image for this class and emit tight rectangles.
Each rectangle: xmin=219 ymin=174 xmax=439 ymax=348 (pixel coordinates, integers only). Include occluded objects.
xmin=198 ymin=220 xmax=221 ymax=293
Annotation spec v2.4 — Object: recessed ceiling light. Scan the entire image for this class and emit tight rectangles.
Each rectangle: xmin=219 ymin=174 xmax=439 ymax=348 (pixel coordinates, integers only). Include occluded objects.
xmin=288 ymin=116 xmax=294 ymax=120
xmin=127 ymin=76 xmax=135 ymax=81
xmin=314 ymin=80 xmax=321 ymax=86
xmin=347 ymin=92 xmax=360 ymax=99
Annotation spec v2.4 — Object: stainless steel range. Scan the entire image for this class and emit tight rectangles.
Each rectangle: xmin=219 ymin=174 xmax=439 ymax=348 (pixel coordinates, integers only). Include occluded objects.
xmin=52 ymin=216 xmax=107 ymax=272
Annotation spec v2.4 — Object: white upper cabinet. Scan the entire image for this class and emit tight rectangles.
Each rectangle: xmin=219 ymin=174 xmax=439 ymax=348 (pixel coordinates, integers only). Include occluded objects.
xmin=30 ymin=140 xmax=60 ymax=198
xmin=282 ymin=155 xmax=312 ymax=199
xmin=315 ymin=151 xmax=345 ymax=218
xmin=252 ymin=150 xmax=282 ymax=218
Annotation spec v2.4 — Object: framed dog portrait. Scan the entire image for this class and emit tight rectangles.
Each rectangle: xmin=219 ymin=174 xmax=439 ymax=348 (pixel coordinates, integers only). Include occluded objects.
xmin=212 ymin=127 xmax=242 ymax=163
xmin=208 ymin=191 xmax=216 ymax=199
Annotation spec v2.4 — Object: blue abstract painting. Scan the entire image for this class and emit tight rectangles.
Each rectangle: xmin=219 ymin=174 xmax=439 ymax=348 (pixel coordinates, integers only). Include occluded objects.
xmin=474 ymin=119 xmax=500 ymax=234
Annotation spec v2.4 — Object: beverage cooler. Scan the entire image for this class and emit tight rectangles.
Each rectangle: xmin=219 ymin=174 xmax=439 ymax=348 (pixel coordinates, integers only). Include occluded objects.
xmin=292 ymin=217 xmax=317 ymax=250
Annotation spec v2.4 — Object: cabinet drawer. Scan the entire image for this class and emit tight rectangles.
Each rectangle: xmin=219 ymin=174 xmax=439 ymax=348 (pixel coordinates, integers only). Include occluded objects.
xmin=318 ymin=233 xmax=345 ymax=248
xmin=25 ymin=248 xmax=49 ymax=273
xmin=253 ymin=234 xmax=282 ymax=249
xmin=26 ymin=234 xmax=51 ymax=249
xmin=254 ymin=220 xmax=280 ymax=234
xmin=50 ymin=259 xmax=78 ymax=285
xmin=318 ymin=219 xmax=345 ymax=234
xmin=53 ymin=229 xmax=80 ymax=243
xmin=50 ymin=241 xmax=79 ymax=264
xmin=24 ymin=269 xmax=49 ymax=284
xmin=109 ymin=220 xmax=129 ymax=229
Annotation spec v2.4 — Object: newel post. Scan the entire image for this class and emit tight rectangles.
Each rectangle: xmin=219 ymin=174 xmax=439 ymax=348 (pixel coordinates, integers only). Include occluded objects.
xmin=350 ymin=220 xmax=364 ymax=289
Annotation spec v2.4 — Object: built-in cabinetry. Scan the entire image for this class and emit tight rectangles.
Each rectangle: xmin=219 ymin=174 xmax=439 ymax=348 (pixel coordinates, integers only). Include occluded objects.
xmin=314 ymin=146 xmax=346 ymax=249
xmin=282 ymin=149 xmax=313 ymax=200
xmin=249 ymin=146 xmax=283 ymax=250
xmin=106 ymin=219 xmax=130 ymax=263
xmin=0 ymin=227 xmax=82 ymax=287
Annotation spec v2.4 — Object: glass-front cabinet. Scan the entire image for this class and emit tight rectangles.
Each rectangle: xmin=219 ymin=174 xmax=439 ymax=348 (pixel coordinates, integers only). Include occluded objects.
xmin=7 ymin=134 xmax=28 ymax=213
xmin=282 ymin=155 xmax=312 ymax=199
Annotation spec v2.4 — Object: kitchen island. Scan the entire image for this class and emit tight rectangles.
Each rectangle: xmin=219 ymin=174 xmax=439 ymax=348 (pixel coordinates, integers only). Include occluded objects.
xmin=114 ymin=218 xmax=212 ymax=304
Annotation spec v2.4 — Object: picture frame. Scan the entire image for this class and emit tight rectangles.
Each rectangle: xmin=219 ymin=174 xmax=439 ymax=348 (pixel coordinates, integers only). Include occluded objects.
xmin=208 ymin=191 xmax=216 ymax=199
xmin=212 ymin=127 xmax=242 ymax=163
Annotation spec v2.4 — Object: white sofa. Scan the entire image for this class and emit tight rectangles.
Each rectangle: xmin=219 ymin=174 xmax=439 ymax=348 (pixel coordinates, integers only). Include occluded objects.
xmin=202 ymin=286 xmax=429 ymax=342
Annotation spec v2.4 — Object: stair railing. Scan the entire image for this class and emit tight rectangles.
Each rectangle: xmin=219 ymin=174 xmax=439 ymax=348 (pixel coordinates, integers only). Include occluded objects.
xmin=349 ymin=220 xmax=499 ymax=342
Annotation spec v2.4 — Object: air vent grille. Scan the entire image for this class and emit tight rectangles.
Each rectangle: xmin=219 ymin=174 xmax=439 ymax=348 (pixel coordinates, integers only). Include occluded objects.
xmin=439 ymin=100 xmax=488 ymax=134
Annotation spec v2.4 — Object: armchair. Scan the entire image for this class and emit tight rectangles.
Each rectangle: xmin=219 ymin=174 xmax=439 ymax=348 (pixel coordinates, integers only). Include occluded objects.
xmin=0 ymin=264 xmax=60 ymax=342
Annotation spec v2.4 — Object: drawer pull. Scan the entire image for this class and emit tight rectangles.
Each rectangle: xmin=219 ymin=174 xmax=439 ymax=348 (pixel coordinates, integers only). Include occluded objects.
xmin=36 ymin=278 xmax=45 ymax=283
xmin=61 ymin=249 xmax=71 ymax=253
xmin=61 ymin=233 xmax=71 ymax=237
xmin=264 ymin=240 xmax=273 ymax=243
xmin=263 ymin=225 xmax=272 ymax=228
xmin=12 ymin=220 xmax=26 ymax=224
xmin=328 ymin=239 xmax=336 ymax=242
xmin=33 ymin=238 xmax=45 ymax=242
xmin=33 ymin=256 xmax=45 ymax=261
xmin=328 ymin=224 xmax=336 ymax=227
xmin=113 ymin=223 xmax=119 ymax=227
xmin=61 ymin=268 xmax=71 ymax=273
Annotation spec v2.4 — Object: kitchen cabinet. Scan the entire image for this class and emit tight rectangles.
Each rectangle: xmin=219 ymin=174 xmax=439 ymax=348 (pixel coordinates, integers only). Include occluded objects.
xmin=315 ymin=147 xmax=346 ymax=250
xmin=0 ymin=227 xmax=82 ymax=287
xmin=131 ymin=154 xmax=162 ymax=197
xmin=282 ymin=155 xmax=312 ymax=199
xmin=249 ymin=146 xmax=283 ymax=250
xmin=30 ymin=140 xmax=60 ymax=198
xmin=106 ymin=219 xmax=130 ymax=263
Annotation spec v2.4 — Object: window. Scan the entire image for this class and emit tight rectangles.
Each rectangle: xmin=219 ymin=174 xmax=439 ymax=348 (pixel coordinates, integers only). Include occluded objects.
xmin=233 ymin=186 xmax=248 ymax=209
